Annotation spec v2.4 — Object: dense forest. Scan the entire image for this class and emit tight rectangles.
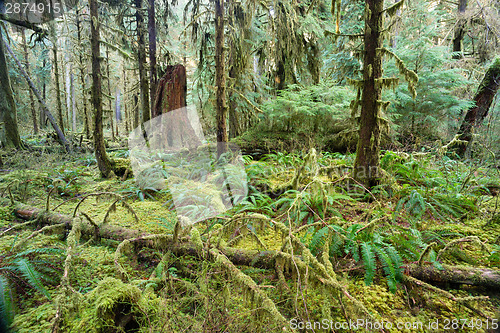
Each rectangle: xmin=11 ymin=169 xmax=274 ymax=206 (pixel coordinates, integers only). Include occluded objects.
xmin=1 ymin=0 xmax=500 ymax=331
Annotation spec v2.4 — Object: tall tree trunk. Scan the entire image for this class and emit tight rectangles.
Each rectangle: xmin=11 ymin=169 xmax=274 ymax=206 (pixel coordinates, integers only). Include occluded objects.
xmin=454 ymin=57 xmax=500 ymax=156
xmin=40 ymin=58 xmax=48 ymax=128
xmin=71 ymin=72 xmax=76 ymax=132
xmin=215 ymin=0 xmax=228 ymax=157
xmin=148 ymin=0 xmax=158 ymax=117
xmin=21 ymin=29 xmax=38 ymax=134
xmin=115 ymin=88 xmax=120 ymax=137
xmin=134 ymin=93 xmax=140 ymax=129
xmin=135 ymin=0 xmax=150 ymax=124
xmin=228 ymin=66 xmax=240 ymax=139
xmin=0 ymin=29 xmax=21 ymax=148
xmin=123 ymin=67 xmax=130 ymax=134
xmin=76 ymin=7 xmax=90 ymax=139
xmin=105 ymin=46 xmax=115 ymax=141
xmin=353 ymin=0 xmax=384 ymax=189
xmin=90 ymin=0 xmax=114 ymax=178
xmin=65 ymin=58 xmax=71 ymax=131
xmin=3 ymin=34 xmax=70 ymax=152
xmin=452 ymin=0 xmax=467 ymax=59
xmin=51 ymin=24 xmax=65 ymax=135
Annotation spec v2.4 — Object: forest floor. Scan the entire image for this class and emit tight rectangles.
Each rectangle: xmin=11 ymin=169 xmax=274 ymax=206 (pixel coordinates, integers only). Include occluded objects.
xmin=0 ymin=142 xmax=499 ymax=332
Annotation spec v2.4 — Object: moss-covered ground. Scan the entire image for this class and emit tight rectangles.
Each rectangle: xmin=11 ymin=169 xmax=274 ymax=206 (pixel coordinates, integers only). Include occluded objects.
xmin=0 ymin=147 xmax=499 ymax=332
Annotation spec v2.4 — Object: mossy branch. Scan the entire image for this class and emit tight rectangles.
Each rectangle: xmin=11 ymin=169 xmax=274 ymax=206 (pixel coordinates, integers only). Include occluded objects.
xmin=382 ymin=0 xmax=404 ymax=16
xmin=437 ymin=236 xmax=490 ymax=262
xmin=378 ymin=47 xmax=418 ymax=98
xmin=11 ymin=222 xmax=66 ymax=252
xmin=418 ymin=242 xmax=437 ymax=266
xmin=209 ymin=248 xmax=291 ymax=330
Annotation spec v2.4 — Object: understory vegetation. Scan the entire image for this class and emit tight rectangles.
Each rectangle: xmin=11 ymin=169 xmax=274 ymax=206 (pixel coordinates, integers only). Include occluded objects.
xmin=1 ymin=0 xmax=500 ymax=331
xmin=0 ymin=146 xmax=499 ymax=332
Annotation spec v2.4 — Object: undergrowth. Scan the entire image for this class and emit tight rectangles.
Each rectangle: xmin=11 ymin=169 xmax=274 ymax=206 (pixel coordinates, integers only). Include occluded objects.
xmin=0 ymin=149 xmax=498 ymax=332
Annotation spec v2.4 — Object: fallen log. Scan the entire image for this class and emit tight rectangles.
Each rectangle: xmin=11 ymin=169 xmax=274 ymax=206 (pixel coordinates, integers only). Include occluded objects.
xmin=4 ymin=200 xmax=500 ymax=289
xmin=407 ymin=264 xmax=500 ymax=289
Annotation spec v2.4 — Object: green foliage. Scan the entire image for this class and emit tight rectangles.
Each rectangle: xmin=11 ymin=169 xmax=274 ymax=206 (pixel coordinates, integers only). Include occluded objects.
xmin=0 ymin=246 xmax=63 ymax=324
xmin=0 ymin=275 xmax=14 ymax=328
xmin=383 ymin=152 xmax=479 ymax=222
xmin=261 ymin=82 xmax=354 ymax=135
xmin=384 ymin=1 xmax=474 ymax=141
xmin=306 ymin=222 xmax=404 ymax=293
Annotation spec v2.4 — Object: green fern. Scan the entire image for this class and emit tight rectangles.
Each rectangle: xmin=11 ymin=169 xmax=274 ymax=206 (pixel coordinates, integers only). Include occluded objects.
xmin=14 ymin=259 xmax=51 ymax=299
xmin=374 ymin=246 xmax=398 ymax=293
xmin=309 ymin=226 xmax=329 ymax=255
xmin=361 ymin=242 xmax=376 ymax=286
xmin=0 ymin=276 xmax=14 ymax=329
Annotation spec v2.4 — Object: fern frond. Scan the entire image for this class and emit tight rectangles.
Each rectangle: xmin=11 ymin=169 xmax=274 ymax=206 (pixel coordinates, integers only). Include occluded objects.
xmin=361 ymin=242 xmax=376 ymax=286
xmin=384 ymin=244 xmax=404 ymax=281
xmin=374 ymin=246 xmax=397 ymax=293
xmin=14 ymin=259 xmax=51 ymax=299
xmin=13 ymin=248 xmax=64 ymax=258
xmin=0 ymin=275 xmax=14 ymax=327
xmin=309 ymin=226 xmax=329 ymax=255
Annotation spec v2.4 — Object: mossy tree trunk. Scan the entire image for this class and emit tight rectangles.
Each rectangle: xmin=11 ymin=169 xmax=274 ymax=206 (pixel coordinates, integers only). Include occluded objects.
xmin=90 ymin=0 xmax=114 ymax=178
xmin=135 ymin=0 xmax=150 ymax=125
xmin=353 ymin=0 xmax=384 ymax=189
xmin=0 ymin=28 xmax=21 ymax=148
xmin=76 ymin=7 xmax=90 ymax=140
xmin=452 ymin=0 xmax=467 ymax=59
xmin=3 ymin=31 xmax=71 ymax=152
xmin=50 ymin=24 xmax=65 ymax=135
xmin=148 ymin=0 xmax=158 ymax=118
xmin=105 ymin=46 xmax=115 ymax=141
xmin=454 ymin=57 xmax=500 ymax=156
xmin=21 ymin=29 xmax=38 ymax=135
xmin=123 ymin=67 xmax=130 ymax=133
xmin=215 ymin=0 xmax=228 ymax=157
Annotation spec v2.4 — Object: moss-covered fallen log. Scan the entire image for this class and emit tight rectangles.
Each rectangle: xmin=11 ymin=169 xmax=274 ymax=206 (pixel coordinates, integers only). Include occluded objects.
xmin=5 ymin=200 xmax=500 ymax=289
xmin=407 ymin=264 xmax=500 ymax=289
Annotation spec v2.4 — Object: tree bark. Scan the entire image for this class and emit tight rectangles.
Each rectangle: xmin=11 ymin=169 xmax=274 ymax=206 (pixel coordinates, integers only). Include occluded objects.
xmin=71 ymin=72 xmax=76 ymax=132
xmin=454 ymin=57 xmax=500 ymax=156
xmin=7 ymin=201 xmax=500 ymax=290
xmin=0 ymin=28 xmax=22 ymax=148
xmin=215 ymin=0 xmax=228 ymax=157
xmin=123 ymin=67 xmax=130 ymax=133
xmin=21 ymin=29 xmax=38 ymax=135
xmin=2 ymin=36 xmax=70 ymax=152
xmin=353 ymin=0 xmax=384 ymax=189
xmin=135 ymin=0 xmax=151 ymax=125
xmin=90 ymin=0 xmax=114 ymax=178
xmin=40 ymin=58 xmax=48 ymax=129
xmin=452 ymin=0 xmax=467 ymax=59
xmin=105 ymin=46 xmax=115 ymax=141
xmin=153 ymin=64 xmax=187 ymax=116
xmin=148 ymin=0 xmax=158 ymax=117
xmin=152 ymin=64 xmax=200 ymax=149
xmin=76 ymin=7 xmax=90 ymax=140
xmin=228 ymin=67 xmax=240 ymax=139
xmin=50 ymin=24 xmax=65 ymax=135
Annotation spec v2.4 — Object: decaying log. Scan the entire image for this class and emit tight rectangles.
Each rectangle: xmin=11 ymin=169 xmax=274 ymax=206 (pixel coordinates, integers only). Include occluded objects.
xmin=407 ymin=264 xmax=500 ymax=289
xmin=4 ymin=200 xmax=500 ymax=290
